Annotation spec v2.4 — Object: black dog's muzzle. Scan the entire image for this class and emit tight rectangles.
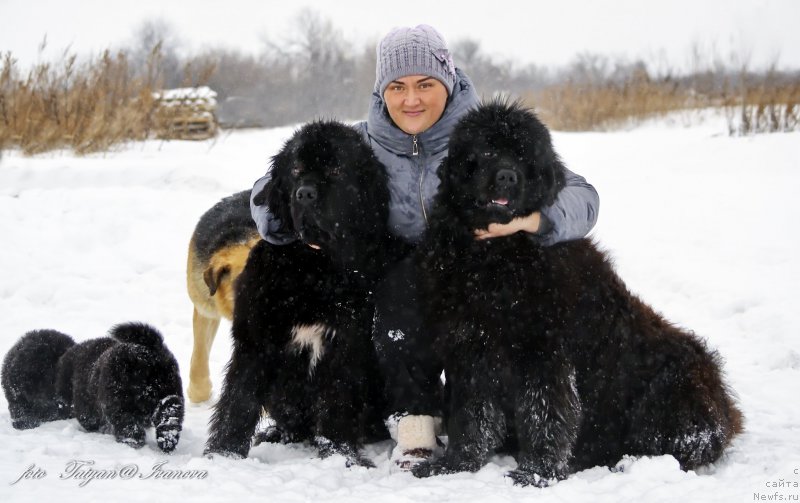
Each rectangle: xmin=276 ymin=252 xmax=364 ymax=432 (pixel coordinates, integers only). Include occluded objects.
xmin=295 ymin=184 xmax=318 ymax=206
xmin=495 ymin=168 xmax=519 ymax=189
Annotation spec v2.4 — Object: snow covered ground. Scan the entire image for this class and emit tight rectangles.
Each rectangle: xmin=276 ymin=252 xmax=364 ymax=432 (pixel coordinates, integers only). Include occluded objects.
xmin=1 ymin=113 xmax=798 ymax=502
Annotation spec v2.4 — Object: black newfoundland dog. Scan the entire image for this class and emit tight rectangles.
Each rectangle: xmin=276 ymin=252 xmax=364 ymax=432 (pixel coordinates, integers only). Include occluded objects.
xmin=2 ymin=323 xmax=184 ymax=452
xmin=412 ymin=101 xmax=743 ymax=486
xmin=205 ymin=121 xmax=394 ymax=467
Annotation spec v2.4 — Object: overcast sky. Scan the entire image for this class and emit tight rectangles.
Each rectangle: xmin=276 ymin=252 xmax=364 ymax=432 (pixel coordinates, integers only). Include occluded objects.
xmin=1 ymin=0 xmax=798 ymax=72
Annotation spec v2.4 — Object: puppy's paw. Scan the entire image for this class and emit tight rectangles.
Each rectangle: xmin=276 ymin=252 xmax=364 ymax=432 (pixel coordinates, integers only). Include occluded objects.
xmin=115 ymin=423 xmax=146 ymax=449
xmin=156 ymin=426 xmax=181 ymax=453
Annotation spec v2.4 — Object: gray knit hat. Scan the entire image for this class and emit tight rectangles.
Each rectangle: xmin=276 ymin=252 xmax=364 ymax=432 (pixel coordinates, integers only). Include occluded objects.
xmin=375 ymin=24 xmax=457 ymax=96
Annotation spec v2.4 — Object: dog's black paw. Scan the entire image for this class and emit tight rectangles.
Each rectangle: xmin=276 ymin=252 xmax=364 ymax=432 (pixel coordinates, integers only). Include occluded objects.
xmin=203 ymin=448 xmax=246 ymax=460
xmin=505 ymin=465 xmax=566 ymax=487
xmin=411 ymin=457 xmax=482 ymax=478
xmin=253 ymin=425 xmax=283 ymax=445
xmin=314 ymin=436 xmax=374 ymax=468
xmin=253 ymin=425 xmax=307 ymax=446
xmin=506 ymin=469 xmax=549 ymax=487
xmin=11 ymin=417 xmax=41 ymax=430
xmin=153 ymin=395 xmax=183 ymax=453
xmin=115 ymin=423 xmax=146 ymax=449
xmin=345 ymin=454 xmax=376 ymax=469
xmin=410 ymin=460 xmax=436 ymax=478
xmin=156 ymin=425 xmax=181 ymax=453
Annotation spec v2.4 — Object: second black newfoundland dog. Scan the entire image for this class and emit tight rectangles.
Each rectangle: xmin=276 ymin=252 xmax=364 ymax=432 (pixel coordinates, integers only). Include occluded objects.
xmin=412 ymin=101 xmax=743 ymax=486
xmin=205 ymin=121 xmax=394 ymax=467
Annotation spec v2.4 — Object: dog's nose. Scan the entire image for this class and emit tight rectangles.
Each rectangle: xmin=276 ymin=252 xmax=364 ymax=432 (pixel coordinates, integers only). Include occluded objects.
xmin=495 ymin=169 xmax=518 ymax=187
xmin=295 ymin=185 xmax=318 ymax=205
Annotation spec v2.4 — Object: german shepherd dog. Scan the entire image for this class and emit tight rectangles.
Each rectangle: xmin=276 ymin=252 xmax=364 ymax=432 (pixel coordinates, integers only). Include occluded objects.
xmin=186 ymin=190 xmax=260 ymax=403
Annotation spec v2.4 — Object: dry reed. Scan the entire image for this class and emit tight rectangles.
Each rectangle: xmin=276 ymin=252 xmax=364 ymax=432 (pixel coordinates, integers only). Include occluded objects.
xmin=1 ymin=42 xmax=798 ymax=157
xmin=0 ymin=44 xmax=215 ymax=155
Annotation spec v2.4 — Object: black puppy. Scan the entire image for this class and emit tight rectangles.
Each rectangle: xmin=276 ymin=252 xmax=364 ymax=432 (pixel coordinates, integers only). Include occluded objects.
xmin=2 ymin=323 xmax=184 ymax=452
xmin=413 ymin=100 xmax=743 ymax=486
xmin=205 ymin=121 xmax=395 ymax=467
xmin=2 ymin=329 xmax=75 ymax=429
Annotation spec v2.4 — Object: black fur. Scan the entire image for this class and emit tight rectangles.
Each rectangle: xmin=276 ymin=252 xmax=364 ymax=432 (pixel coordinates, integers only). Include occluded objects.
xmin=412 ymin=100 xmax=743 ymax=486
xmin=2 ymin=329 xmax=75 ymax=429
xmin=206 ymin=120 xmax=395 ymax=467
xmin=2 ymin=323 xmax=184 ymax=452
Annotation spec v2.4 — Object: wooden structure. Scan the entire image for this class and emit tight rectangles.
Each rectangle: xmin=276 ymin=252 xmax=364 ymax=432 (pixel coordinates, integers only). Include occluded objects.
xmin=153 ymin=86 xmax=218 ymax=140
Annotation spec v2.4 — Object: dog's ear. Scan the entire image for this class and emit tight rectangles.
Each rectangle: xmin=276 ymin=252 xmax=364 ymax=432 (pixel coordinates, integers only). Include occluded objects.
xmin=436 ymin=155 xmax=454 ymax=194
xmin=433 ymin=154 xmax=463 ymax=213
xmin=532 ymin=141 xmax=567 ymax=207
xmin=263 ymin=144 xmax=295 ymax=233
xmin=203 ymin=265 xmax=230 ymax=297
xmin=539 ymin=150 xmax=567 ymax=207
xmin=252 ymin=184 xmax=268 ymax=206
xmin=527 ymin=118 xmax=567 ymax=207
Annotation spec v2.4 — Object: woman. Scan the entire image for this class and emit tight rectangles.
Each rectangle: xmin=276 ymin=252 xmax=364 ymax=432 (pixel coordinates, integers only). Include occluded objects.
xmin=250 ymin=24 xmax=599 ymax=470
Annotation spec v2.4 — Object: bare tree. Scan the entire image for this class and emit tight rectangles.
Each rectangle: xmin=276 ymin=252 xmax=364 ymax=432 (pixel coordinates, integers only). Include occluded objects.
xmin=129 ymin=18 xmax=183 ymax=88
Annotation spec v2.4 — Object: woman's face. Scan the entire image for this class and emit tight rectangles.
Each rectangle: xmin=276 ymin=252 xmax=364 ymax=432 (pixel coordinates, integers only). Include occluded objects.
xmin=383 ymin=75 xmax=448 ymax=135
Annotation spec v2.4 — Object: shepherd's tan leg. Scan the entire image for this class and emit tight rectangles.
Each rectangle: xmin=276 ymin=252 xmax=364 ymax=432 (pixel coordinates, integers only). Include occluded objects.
xmin=187 ymin=308 xmax=220 ymax=403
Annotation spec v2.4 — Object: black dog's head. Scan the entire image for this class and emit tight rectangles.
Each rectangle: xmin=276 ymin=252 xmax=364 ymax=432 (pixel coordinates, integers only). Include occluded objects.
xmin=436 ymin=99 xmax=566 ymax=231
xmin=253 ymin=120 xmax=390 ymax=266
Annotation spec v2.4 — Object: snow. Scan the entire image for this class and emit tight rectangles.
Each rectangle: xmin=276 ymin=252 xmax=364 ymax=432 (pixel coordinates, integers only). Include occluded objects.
xmin=1 ymin=114 xmax=799 ymax=502
xmin=154 ymin=86 xmax=218 ymax=107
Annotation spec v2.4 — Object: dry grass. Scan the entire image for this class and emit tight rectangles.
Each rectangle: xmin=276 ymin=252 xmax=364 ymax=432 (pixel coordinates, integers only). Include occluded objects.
xmin=523 ymin=66 xmax=800 ymax=134
xmin=1 ymin=41 xmax=798 ymax=157
xmin=1 ymin=50 xmax=154 ymax=154
xmin=524 ymin=75 xmax=685 ymax=131
xmin=722 ymin=70 xmax=800 ymax=135
xmin=0 ymin=45 xmax=215 ymax=155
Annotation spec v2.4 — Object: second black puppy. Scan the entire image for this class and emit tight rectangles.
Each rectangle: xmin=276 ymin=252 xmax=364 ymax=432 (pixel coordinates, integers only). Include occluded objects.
xmin=206 ymin=121 xmax=393 ymax=467
xmin=60 ymin=323 xmax=185 ymax=451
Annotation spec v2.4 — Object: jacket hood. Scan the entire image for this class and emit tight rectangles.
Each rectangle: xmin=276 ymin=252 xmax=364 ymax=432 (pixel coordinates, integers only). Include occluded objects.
xmin=366 ymin=68 xmax=480 ymax=157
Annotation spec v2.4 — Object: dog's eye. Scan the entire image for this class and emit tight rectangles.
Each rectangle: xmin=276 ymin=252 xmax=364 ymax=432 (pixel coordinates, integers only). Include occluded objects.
xmin=482 ymin=152 xmax=496 ymax=158
xmin=291 ymin=166 xmax=302 ymax=177
xmin=330 ymin=167 xmax=342 ymax=177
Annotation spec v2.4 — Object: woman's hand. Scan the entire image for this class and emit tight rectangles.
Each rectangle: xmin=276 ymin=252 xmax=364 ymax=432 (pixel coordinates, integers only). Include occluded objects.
xmin=474 ymin=212 xmax=541 ymax=240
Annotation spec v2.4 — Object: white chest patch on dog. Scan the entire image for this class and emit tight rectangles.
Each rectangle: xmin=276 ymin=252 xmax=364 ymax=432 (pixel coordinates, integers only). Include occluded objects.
xmin=290 ymin=323 xmax=333 ymax=373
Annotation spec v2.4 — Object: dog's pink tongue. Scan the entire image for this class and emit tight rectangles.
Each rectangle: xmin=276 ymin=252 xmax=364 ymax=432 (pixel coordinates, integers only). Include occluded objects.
xmin=493 ymin=198 xmax=509 ymax=206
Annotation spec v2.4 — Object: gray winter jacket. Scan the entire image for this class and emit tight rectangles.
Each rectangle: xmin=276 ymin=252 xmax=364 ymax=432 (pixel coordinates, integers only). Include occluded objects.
xmin=250 ymin=69 xmax=599 ymax=246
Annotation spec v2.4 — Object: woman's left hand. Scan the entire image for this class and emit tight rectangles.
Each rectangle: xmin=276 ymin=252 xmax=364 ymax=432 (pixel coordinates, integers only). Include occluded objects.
xmin=474 ymin=211 xmax=541 ymax=240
